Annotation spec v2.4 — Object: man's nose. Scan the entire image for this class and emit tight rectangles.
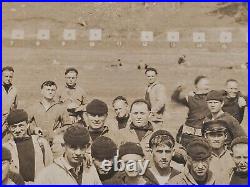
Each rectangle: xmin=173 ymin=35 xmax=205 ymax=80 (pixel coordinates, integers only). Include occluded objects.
xmin=75 ymin=148 xmax=82 ymax=155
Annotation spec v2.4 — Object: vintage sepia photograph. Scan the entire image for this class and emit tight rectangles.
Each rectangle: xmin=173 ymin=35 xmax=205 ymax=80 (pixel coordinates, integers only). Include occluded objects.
xmin=2 ymin=2 xmax=248 ymax=185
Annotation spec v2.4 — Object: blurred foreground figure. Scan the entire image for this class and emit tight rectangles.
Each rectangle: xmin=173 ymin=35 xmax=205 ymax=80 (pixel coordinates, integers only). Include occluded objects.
xmin=35 ymin=125 xmax=101 ymax=184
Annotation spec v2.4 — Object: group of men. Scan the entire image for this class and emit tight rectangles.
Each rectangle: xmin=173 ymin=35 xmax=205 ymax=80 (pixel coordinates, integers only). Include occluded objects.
xmin=2 ymin=65 xmax=248 ymax=184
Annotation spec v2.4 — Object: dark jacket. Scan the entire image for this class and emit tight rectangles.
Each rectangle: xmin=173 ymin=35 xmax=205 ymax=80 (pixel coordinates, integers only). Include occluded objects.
xmin=171 ymin=87 xmax=210 ymax=129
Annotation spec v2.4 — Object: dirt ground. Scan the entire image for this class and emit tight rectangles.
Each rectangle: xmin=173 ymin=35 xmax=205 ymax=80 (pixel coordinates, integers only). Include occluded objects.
xmin=2 ymin=3 xmax=248 ymax=137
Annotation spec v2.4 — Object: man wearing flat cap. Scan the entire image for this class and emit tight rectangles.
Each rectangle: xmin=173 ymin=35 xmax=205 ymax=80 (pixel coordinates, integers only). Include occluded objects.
xmin=3 ymin=109 xmax=53 ymax=183
xmin=91 ymin=136 xmax=121 ymax=184
xmin=118 ymin=142 xmax=152 ymax=184
xmin=204 ymin=90 xmax=246 ymax=143
xmin=144 ymin=130 xmax=181 ymax=184
xmin=202 ymin=120 xmax=235 ymax=184
xmin=35 ymin=125 xmax=101 ymax=184
xmin=169 ymin=138 xmax=216 ymax=184
xmin=85 ymin=99 xmax=119 ymax=143
xmin=229 ymin=136 xmax=248 ymax=184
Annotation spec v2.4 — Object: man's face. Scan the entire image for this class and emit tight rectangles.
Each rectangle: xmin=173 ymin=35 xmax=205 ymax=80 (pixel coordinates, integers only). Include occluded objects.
xmin=9 ymin=121 xmax=29 ymax=139
xmin=2 ymin=70 xmax=14 ymax=85
xmin=41 ymin=85 xmax=57 ymax=100
xmin=226 ymin=81 xmax=239 ymax=98
xmin=146 ymin=71 xmax=157 ymax=85
xmin=232 ymin=144 xmax=248 ymax=173
xmin=207 ymin=100 xmax=223 ymax=113
xmin=206 ymin=131 xmax=226 ymax=149
xmin=87 ymin=113 xmax=107 ymax=130
xmin=152 ymin=145 xmax=173 ymax=169
xmin=93 ymin=158 xmax=113 ymax=175
xmin=121 ymin=154 xmax=144 ymax=178
xmin=196 ymin=78 xmax=210 ymax=94
xmin=2 ymin=160 xmax=10 ymax=182
xmin=65 ymin=71 xmax=77 ymax=86
xmin=189 ymin=157 xmax=210 ymax=178
xmin=65 ymin=144 xmax=88 ymax=167
xmin=130 ymin=103 xmax=149 ymax=128
xmin=113 ymin=100 xmax=128 ymax=118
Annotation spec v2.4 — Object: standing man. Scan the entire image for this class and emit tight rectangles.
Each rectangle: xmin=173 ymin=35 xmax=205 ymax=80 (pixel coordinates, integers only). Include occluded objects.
xmin=35 ymin=125 xmax=102 ymax=184
xmin=28 ymin=81 xmax=68 ymax=143
xmin=85 ymin=99 xmax=119 ymax=142
xmin=202 ymin=120 xmax=235 ymax=184
xmin=145 ymin=130 xmax=181 ymax=184
xmin=171 ymin=75 xmax=211 ymax=147
xmin=120 ymin=99 xmax=155 ymax=158
xmin=58 ymin=67 xmax=88 ymax=124
xmin=145 ymin=68 xmax=166 ymax=125
xmin=204 ymin=90 xmax=246 ymax=143
xmin=112 ymin=96 xmax=130 ymax=129
xmin=169 ymin=138 xmax=216 ymax=184
xmin=2 ymin=66 xmax=18 ymax=140
xmin=222 ymin=79 xmax=247 ymax=124
xmin=91 ymin=136 xmax=120 ymax=184
xmin=229 ymin=136 xmax=248 ymax=184
xmin=4 ymin=109 xmax=53 ymax=183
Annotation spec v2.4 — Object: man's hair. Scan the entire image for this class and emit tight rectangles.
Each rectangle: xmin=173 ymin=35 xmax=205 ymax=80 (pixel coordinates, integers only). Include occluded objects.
xmin=65 ymin=67 xmax=78 ymax=76
xmin=225 ymin=79 xmax=238 ymax=85
xmin=112 ymin=96 xmax=128 ymax=106
xmin=2 ymin=66 xmax=14 ymax=73
xmin=194 ymin=75 xmax=207 ymax=85
xmin=130 ymin=99 xmax=151 ymax=112
xmin=150 ymin=135 xmax=175 ymax=149
xmin=145 ymin=67 xmax=158 ymax=75
xmin=41 ymin=80 xmax=57 ymax=89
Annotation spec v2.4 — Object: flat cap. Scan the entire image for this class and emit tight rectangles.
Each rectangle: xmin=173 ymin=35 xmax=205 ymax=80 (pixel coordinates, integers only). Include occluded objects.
xmin=86 ymin=99 xmax=108 ymax=116
xmin=91 ymin=136 xmax=117 ymax=161
xmin=206 ymin=90 xmax=224 ymax=102
xmin=230 ymin=136 xmax=248 ymax=151
xmin=6 ymin=109 xmax=28 ymax=126
xmin=64 ymin=125 xmax=90 ymax=146
xmin=149 ymin=129 xmax=175 ymax=148
xmin=186 ymin=138 xmax=212 ymax=161
xmin=119 ymin=142 xmax=144 ymax=159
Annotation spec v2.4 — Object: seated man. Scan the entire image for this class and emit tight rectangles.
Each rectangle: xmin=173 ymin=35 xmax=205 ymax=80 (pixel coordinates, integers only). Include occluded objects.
xmin=2 ymin=147 xmax=24 ymax=185
xmin=169 ymin=138 xmax=216 ymax=184
xmin=145 ymin=130 xmax=181 ymax=184
xmin=118 ymin=142 xmax=151 ymax=184
xmin=202 ymin=120 xmax=235 ymax=184
xmin=4 ymin=109 xmax=53 ymax=183
xmin=91 ymin=136 xmax=120 ymax=184
xmin=229 ymin=136 xmax=248 ymax=184
xmin=35 ymin=125 xmax=101 ymax=184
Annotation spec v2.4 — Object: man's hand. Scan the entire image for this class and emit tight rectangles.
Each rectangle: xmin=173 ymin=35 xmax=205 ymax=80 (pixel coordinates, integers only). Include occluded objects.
xmin=238 ymin=97 xmax=247 ymax=108
xmin=34 ymin=127 xmax=44 ymax=137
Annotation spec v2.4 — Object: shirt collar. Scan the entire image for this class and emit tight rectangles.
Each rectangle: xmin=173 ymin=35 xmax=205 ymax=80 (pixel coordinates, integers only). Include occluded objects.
xmin=211 ymin=148 xmax=227 ymax=158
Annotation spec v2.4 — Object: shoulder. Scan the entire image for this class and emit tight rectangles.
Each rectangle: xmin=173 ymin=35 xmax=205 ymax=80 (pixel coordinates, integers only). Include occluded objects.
xmin=168 ymin=172 xmax=184 ymax=184
xmin=9 ymin=171 xmax=25 ymax=185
